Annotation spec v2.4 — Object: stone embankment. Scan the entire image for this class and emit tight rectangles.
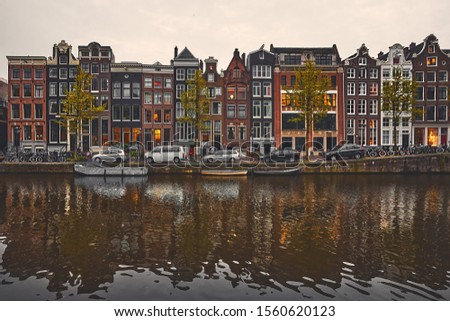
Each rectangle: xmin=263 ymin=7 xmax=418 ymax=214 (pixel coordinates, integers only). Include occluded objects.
xmin=0 ymin=154 xmax=449 ymax=174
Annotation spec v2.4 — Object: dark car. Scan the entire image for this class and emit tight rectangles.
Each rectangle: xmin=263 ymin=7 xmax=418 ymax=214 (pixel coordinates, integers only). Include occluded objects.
xmin=264 ymin=148 xmax=300 ymax=163
xmin=324 ymin=143 xmax=364 ymax=160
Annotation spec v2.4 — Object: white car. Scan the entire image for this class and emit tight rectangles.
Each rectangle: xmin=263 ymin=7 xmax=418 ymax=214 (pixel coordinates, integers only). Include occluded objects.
xmin=92 ymin=148 xmax=126 ymax=164
xmin=203 ymin=150 xmax=240 ymax=163
xmin=144 ymin=145 xmax=187 ymax=164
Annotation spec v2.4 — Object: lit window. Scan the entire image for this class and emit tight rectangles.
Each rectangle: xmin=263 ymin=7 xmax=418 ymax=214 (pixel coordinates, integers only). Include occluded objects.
xmin=427 ymin=57 xmax=437 ymax=66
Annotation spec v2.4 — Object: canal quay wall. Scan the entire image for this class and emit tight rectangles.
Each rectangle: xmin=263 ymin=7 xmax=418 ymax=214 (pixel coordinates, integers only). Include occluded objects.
xmin=0 ymin=154 xmax=449 ymax=174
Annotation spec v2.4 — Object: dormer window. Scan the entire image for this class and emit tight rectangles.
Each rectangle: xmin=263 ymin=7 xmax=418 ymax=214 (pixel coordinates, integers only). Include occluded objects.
xmin=428 ymin=45 xmax=435 ymax=53
xmin=358 ymin=57 xmax=367 ymax=66
xmin=259 ymin=51 xmax=264 ymax=60
xmin=59 ymin=55 xmax=68 ymax=64
xmin=208 ymin=73 xmax=214 ymax=82
xmin=233 ymin=68 xmax=241 ymax=79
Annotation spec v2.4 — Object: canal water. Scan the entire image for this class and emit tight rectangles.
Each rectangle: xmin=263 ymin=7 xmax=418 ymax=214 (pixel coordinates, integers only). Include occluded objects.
xmin=0 ymin=173 xmax=449 ymax=301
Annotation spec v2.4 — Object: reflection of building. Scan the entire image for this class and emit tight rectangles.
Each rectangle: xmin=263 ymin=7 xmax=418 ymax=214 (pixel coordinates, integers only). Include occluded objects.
xmin=6 ymin=55 xmax=47 ymax=152
xmin=270 ymin=44 xmax=343 ymax=151
xmin=407 ymin=34 xmax=450 ymax=146
xmin=78 ymin=42 xmax=115 ymax=151
xmin=0 ymin=78 xmax=8 ymax=151
xmin=343 ymin=44 xmax=381 ymax=146
xmin=378 ymin=43 xmax=413 ymax=146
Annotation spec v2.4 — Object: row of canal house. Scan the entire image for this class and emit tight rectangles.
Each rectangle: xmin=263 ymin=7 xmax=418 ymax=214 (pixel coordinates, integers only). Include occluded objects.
xmin=5 ymin=34 xmax=450 ymax=155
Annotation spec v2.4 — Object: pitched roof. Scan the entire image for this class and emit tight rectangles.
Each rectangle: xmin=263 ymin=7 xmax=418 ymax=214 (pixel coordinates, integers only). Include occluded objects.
xmin=175 ymin=47 xmax=197 ymax=60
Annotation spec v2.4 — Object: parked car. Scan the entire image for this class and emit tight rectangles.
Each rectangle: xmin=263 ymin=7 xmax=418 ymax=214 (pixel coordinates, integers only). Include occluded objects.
xmin=92 ymin=147 xmax=126 ymax=163
xmin=203 ymin=149 xmax=240 ymax=163
xmin=145 ymin=145 xmax=187 ymax=164
xmin=324 ymin=143 xmax=364 ymax=160
xmin=264 ymin=148 xmax=300 ymax=163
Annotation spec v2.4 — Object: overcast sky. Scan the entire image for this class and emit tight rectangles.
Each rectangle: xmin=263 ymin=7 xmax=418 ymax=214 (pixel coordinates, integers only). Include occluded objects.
xmin=1 ymin=0 xmax=449 ymax=80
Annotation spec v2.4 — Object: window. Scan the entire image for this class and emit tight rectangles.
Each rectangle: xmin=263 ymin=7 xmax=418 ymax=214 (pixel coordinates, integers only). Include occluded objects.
xmin=347 ymin=99 xmax=355 ymax=114
xmin=91 ymin=63 xmax=99 ymax=74
xmin=428 ymin=45 xmax=435 ymax=53
xmin=12 ymin=68 xmax=20 ymax=79
xmin=212 ymin=102 xmax=221 ymax=115
xmin=252 ymin=65 xmax=271 ymax=78
xmin=176 ymin=102 xmax=184 ymax=118
xmin=239 ymin=126 xmax=246 ymax=140
xmin=415 ymin=106 xmax=424 ymax=121
xmin=263 ymin=101 xmax=272 ymax=118
xmin=187 ymin=69 xmax=196 ymax=80
xmin=23 ymin=84 xmax=32 ymax=97
xmin=144 ymin=92 xmax=152 ymax=104
xmin=253 ymin=123 xmax=261 ymax=139
xmin=382 ymin=69 xmax=390 ymax=78
xmin=358 ymin=100 xmax=366 ymax=114
xmin=369 ymin=120 xmax=378 ymax=146
xmin=253 ymin=101 xmax=261 ymax=118
xmin=347 ymin=119 xmax=355 ymax=134
xmin=358 ymin=82 xmax=367 ymax=95
xmin=101 ymin=63 xmax=109 ymax=73
xmin=49 ymin=100 xmax=58 ymax=114
xmin=253 ymin=82 xmax=261 ymax=97
xmin=227 ymin=105 xmax=235 ymax=118
xmin=263 ymin=82 xmax=271 ymax=97
xmin=370 ymin=100 xmax=378 ymax=115
xmin=164 ymin=78 xmax=172 ymax=88
xmin=263 ymin=122 xmax=272 ymax=139
xmin=35 ymin=125 xmax=43 ymax=141
xmin=113 ymin=82 xmax=121 ymax=98
xmin=359 ymin=68 xmax=366 ymax=79
xmin=91 ymin=78 xmax=99 ymax=92
xmin=426 ymin=106 xmax=436 ymax=121
xmin=122 ymin=104 xmax=131 ymax=121
xmin=290 ymin=75 xmax=296 ymax=86
xmin=382 ymin=130 xmax=390 ymax=145
xmin=215 ymin=87 xmax=222 ymax=96
xmin=23 ymin=104 xmax=32 ymax=119
xmin=347 ymin=82 xmax=355 ymax=95
xmin=438 ymin=87 xmax=448 ymax=100
xmin=59 ymin=83 xmax=68 ymax=96
xmin=101 ymin=78 xmax=109 ymax=91
xmin=176 ymin=69 xmax=185 ymax=80
xmin=69 ymin=68 xmax=76 ymax=78
xmin=227 ymin=126 xmax=236 ymax=140
xmin=35 ymin=104 xmax=43 ymax=119
xmin=11 ymin=104 xmax=20 ymax=119
xmin=402 ymin=118 xmax=409 ymax=127
xmin=132 ymin=105 xmax=140 ymax=121
xmin=238 ymin=105 xmax=246 ymax=119
xmin=315 ymin=54 xmax=332 ymax=65
xmin=427 ymin=57 xmax=437 ymax=66
xmin=208 ymin=73 xmax=214 ymax=82
xmin=164 ymin=109 xmax=171 ymax=123
xmin=132 ymin=83 xmax=140 ymax=98
xmin=402 ymin=69 xmax=410 ymax=78
xmin=59 ymin=55 xmax=68 ymax=64
xmin=49 ymin=68 xmax=58 ymax=78
xmin=281 ymin=75 xmax=286 ymax=86
xmin=438 ymin=106 xmax=448 ymax=121
xmin=81 ymin=63 xmax=89 ymax=73
xmin=144 ymin=77 xmax=152 ymax=88
xmin=208 ymin=87 xmax=216 ymax=98
xmin=415 ymin=71 xmax=424 ymax=82
xmin=176 ymin=84 xmax=184 ymax=98
xmin=382 ymin=117 xmax=390 ymax=127
xmin=145 ymin=109 xmax=152 ymax=123
xmin=358 ymin=57 xmax=367 ymax=65
xmin=34 ymin=84 xmax=43 ymax=98
xmin=369 ymin=68 xmax=378 ymax=79
xmin=59 ymin=68 xmax=69 ymax=79
xmin=122 ymin=82 xmax=130 ymax=98
xmin=227 ymin=88 xmax=236 ymax=100
xmin=237 ymin=87 xmax=246 ymax=100
xmin=416 ymin=87 xmax=424 ymax=100
xmin=11 ymin=84 xmax=20 ymax=97
xmin=23 ymin=125 xmax=31 ymax=141
xmin=154 ymin=109 xmax=161 ymax=123
xmin=154 ymin=92 xmax=162 ymax=104
xmin=427 ymin=87 xmax=435 ymax=100
xmin=154 ymin=77 xmax=162 ymax=88
xmin=369 ymin=83 xmax=378 ymax=95
xmin=163 ymin=92 xmax=172 ymax=104
xmin=112 ymin=105 xmax=120 ymax=121
xmin=23 ymin=69 xmax=32 ymax=79
xmin=439 ymin=71 xmax=448 ymax=82
xmin=427 ymin=72 xmax=436 ymax=82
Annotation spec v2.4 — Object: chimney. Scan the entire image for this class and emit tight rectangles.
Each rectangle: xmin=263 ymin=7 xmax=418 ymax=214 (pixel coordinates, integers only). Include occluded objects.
xmin=378 ymin=51 xmax=384 ymax=59
xmin=174 ymin=46 xmax=178 ymax=59
xmin=199 ymin=60 xmax=204 ymax=72
xmin=234 ymin=48 xmax=240 ymax=58
xmin=242 ymin=53 xmax=246 ymax=63
xmin=409 ymin=42 xmax=416 ymax=50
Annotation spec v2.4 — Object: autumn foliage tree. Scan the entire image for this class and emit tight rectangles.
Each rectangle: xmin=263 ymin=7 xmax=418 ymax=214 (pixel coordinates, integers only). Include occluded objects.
xmin=60 ymin=66 xmax=105 ymax=159
xmin=178 ymin=69 xmax=210 ymax=160
xmin=287 ymin=60 xmax=330 ymax=155
xmin=381 ymin=67 xmax=418 ymax=148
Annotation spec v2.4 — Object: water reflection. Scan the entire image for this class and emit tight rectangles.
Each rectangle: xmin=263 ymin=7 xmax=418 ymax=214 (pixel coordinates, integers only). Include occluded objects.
xmin=0 ymin=174 xmax=449 ymax=300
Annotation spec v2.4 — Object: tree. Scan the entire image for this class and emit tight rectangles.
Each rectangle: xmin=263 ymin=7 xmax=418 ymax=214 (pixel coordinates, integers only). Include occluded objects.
xmin=287 ymin=60 xmax=330 ymax=155
xmin=60 ymin=66 xmax=105 ymax=159
xmin=178 ymin=69 xmax=210 ymax=160
xmin=381 ymin=67 xmax=418 ymax=148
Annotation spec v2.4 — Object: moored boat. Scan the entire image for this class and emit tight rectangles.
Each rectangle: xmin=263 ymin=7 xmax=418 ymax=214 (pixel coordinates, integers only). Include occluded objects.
xmin=252 ymin=167 xmax=300 ymax=176
xmin=200 ymin=169 xmax=248 ymax=176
